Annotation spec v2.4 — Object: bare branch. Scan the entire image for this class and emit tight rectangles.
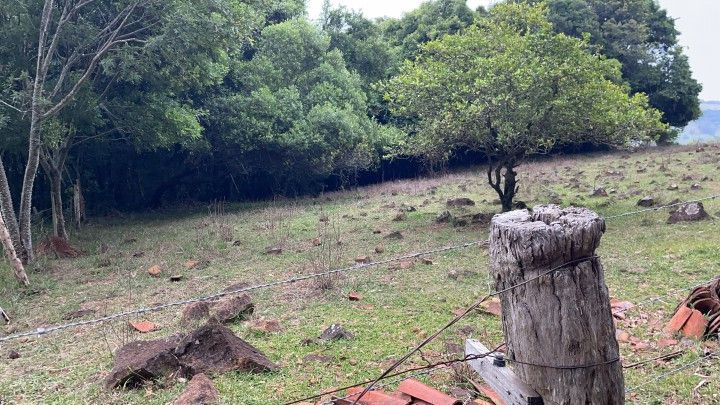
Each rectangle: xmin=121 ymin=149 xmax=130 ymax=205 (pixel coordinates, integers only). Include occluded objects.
xmin=42 ymin=1 xmax=142 ymax=119
xmin=0 ymin=98 xmax=25 ymax=114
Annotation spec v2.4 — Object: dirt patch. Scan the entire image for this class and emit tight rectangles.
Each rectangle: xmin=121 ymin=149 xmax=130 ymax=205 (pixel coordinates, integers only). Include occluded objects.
xmin=37 ymin=237 xmax=84 ymax=258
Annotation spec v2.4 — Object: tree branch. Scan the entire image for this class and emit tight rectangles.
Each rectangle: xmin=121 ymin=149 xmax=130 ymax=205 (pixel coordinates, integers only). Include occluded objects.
xmin=42 ymin=1 xmax=143 ymax=119
xmin=0 ymin=98 xmax=25 ymax=114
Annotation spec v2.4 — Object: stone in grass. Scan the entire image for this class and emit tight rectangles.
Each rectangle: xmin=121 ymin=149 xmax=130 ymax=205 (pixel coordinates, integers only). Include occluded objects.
xmin=667 ymin=202 xmax=710 ymax=224
xmin=447 ymin=197 xmax=476 ymax=207
xmin=637 ymin=196 xmax=655 ymax=207
xmin=436 ymin=210 xmax=453 ymax=223
xmin=174 ymin=323 xmax=279 ymax=375
xmin=318 ymin=324 xmax=354 ymax=343
xmin=172 ymin=373 xmax=219 ymax=405
xmin=210 ymin=294 xmax=254 ymax=324
xmin=105 ymin=335 xmax=184 ymax=389
xmin=384 ymin=231 xmax=403 ymax=240
xmin=181 ymin=302 xmax=211 ymax=327
xmin=105 ymin=324 xmax=278 ymax=389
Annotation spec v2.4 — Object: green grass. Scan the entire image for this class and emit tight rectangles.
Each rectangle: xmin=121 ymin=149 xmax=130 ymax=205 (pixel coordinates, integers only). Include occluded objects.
xmin=1 ymin=144 xmax=719 ymax=404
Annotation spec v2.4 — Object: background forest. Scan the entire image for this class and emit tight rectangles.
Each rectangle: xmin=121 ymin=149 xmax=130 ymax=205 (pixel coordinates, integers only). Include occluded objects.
xmin=0 ymin=0 xmax=703 ymax=260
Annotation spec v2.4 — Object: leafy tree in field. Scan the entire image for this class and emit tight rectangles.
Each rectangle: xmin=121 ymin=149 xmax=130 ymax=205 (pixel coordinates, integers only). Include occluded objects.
xmin=386 ymin=2 xmax=667 ymax=212
xmin=538 ymin=0 xmax=702 ymax=136
xmin=379 ymin=0 xmax=477 ymax=61
xmin=203 ymin=19 xmax=394 ymax=194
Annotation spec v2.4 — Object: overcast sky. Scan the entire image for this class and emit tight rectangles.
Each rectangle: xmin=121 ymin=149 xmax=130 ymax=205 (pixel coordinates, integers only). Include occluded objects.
xmin=307 ymin=0 xmax=719 ymax=101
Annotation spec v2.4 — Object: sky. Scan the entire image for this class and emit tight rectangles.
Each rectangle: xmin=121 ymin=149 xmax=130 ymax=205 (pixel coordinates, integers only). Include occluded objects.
xmin=307 ymin=0 xmax=720 ymax=101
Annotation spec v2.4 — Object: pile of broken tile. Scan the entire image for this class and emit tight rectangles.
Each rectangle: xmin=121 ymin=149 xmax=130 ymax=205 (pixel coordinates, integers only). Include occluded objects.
xmin=666 ymin=278 xmax=720 ymax=339
xmin=331 ymin=379 xmax=463 ymax=405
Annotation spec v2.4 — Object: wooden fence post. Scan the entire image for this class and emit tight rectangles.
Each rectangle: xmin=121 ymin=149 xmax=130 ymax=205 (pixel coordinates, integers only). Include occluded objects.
xmin=489 ymin=205 xmax=623 ymax=404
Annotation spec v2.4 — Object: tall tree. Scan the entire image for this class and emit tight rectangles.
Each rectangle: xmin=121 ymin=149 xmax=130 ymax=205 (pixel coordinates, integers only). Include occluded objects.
xmin=540 ymin=0 xmax=702 ymax=136
xmin=386 ymin=2 xmax=667 ymax=211
xmin=0 ymin=0 xmax=256 ymax=255
xmin=379 ymin=0 xmax=477 ymax=61
xmin=202 ymin=18 xmax=393 ymax=194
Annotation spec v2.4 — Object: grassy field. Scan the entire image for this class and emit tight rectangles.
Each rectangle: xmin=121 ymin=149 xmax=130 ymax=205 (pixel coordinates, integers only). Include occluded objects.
xmin=1 ymin=144 xmax=719 ymax=404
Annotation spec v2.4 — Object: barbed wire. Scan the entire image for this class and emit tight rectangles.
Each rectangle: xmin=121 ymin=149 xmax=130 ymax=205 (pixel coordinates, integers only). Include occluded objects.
xmin=603 ymin=193 xmax=720 ymax=220
xmin=352 ymin=255 xmax=603 ymax=404
xmin=0 ymin=240 xmax=487 ymax=344
xmin=285 ymin=346 xmax=504 ymax=405
xmin=625 ymin=352 xmax=715 ymax=393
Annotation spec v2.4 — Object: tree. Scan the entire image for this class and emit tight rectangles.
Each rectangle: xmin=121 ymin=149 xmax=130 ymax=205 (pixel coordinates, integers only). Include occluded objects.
xmin=319 ymin=2 xmax=401 ymax=122
xmin=386 ymin=2 xmax=667 ymax=211
xmin=0 ymin=0 xmax=256 ymax=256
xmin=202 ymin=18 xmax=391 ymax=193
xmin=379 ymin=0 xmax=477 ymax=61
xmin=540 ymin=0 xmax=702 ymax=134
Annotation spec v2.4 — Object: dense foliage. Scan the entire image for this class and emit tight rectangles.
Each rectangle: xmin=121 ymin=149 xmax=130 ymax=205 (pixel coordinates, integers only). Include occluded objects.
xmin=0 ymin=0 xmax=702 ymax=270
xmin=537 ymin=0 xmax=703 ymax=135
xmin=386 ymin=2 xmax=667 ymax=211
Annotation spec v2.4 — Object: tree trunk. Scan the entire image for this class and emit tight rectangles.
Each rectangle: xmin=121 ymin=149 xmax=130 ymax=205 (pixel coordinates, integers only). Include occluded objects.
xmin=49 ymin=167 xmax=68 ymax=240
xmin=487 ymin=158 xmax=519 ymax=212
xmin=19 ymin=119 xmax=41 ymax=263
xmin=0 ymin=210 xmax=30 ymax=286
xmin=0 ymin=155 xmax=24 ymax=259
xmin=489 ymin=205 xmax=623 ymax=404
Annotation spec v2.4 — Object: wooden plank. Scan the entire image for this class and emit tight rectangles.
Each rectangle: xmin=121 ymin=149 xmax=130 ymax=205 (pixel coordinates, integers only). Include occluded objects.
xmin=465 ymin=339 xmax=543 ymax=405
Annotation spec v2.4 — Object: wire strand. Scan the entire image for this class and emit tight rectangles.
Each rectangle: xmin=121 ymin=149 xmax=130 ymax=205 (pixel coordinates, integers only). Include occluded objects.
xmin=0 ymin=240 xmax=487 ymax=344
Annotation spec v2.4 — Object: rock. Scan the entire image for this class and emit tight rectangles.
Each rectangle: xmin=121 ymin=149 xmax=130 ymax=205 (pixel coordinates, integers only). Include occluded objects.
xmin=392 ymin=211 xmax=407 ymax=221
xmin=170 ymin=275 xmax=183 ymax=282
xmin=318 ymin=324 xmax=354 ymax=343
xmin=384 ymin=231 xmax=403 ymax=240
xmin=105 ymin=335 xmax=184 ymax=388
xmin=400 ymin=204 xmax=416 ymax=212
xmin=447 ymin=198 xmax=475 ymax=207
xmin=248 ymin=319 xmax=282 ymax=333
xmin=452 ymin=217 xmax=469 ymax=227
xmin=469 ymin=213 xmax=492 ymax=225
xmin=637 ymin=196 xmax=655 ymax=207
xmin=264 ymin=246 xmax=282 ymax=255
xmin=691 ymin=183 xmax=703 ymax=190
xmin=211 ymin=294 xmax=254 ymax=323
xmin=62 ymin=309 xmax=96 ymax=320
xmin=667 ymin=184 xmax=679 ymax=191
xmin=436 ymin=211 xmax=452 ymax=223
xmin=591 ymin=187 xmax=608 ymax=197
xmin=181 ymin=302 xmax=211 ymax=326
xmin=175 ymin=323 xmax=278 ymax=375
xmin=354 ymin=256 xmax=371 ymax=264
xmin=148 ymin=265 xmax=162 ymax=277
xmin=667 ymin=202 xmax=710 ymax=224
xmin=374 ymin=244 xmax=385 ymax=254
xmin=8 ymin=350 xmax=20 ymax=360
xmin=172 ymin=373 xmax=219 ymax=405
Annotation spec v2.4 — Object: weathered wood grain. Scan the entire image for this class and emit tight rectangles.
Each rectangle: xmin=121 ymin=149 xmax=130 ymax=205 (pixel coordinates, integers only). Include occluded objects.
xmin=466 ymin=339 xmax=543 ymax=405
xmin=489 ymin=205 xmax=623 ymax=404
